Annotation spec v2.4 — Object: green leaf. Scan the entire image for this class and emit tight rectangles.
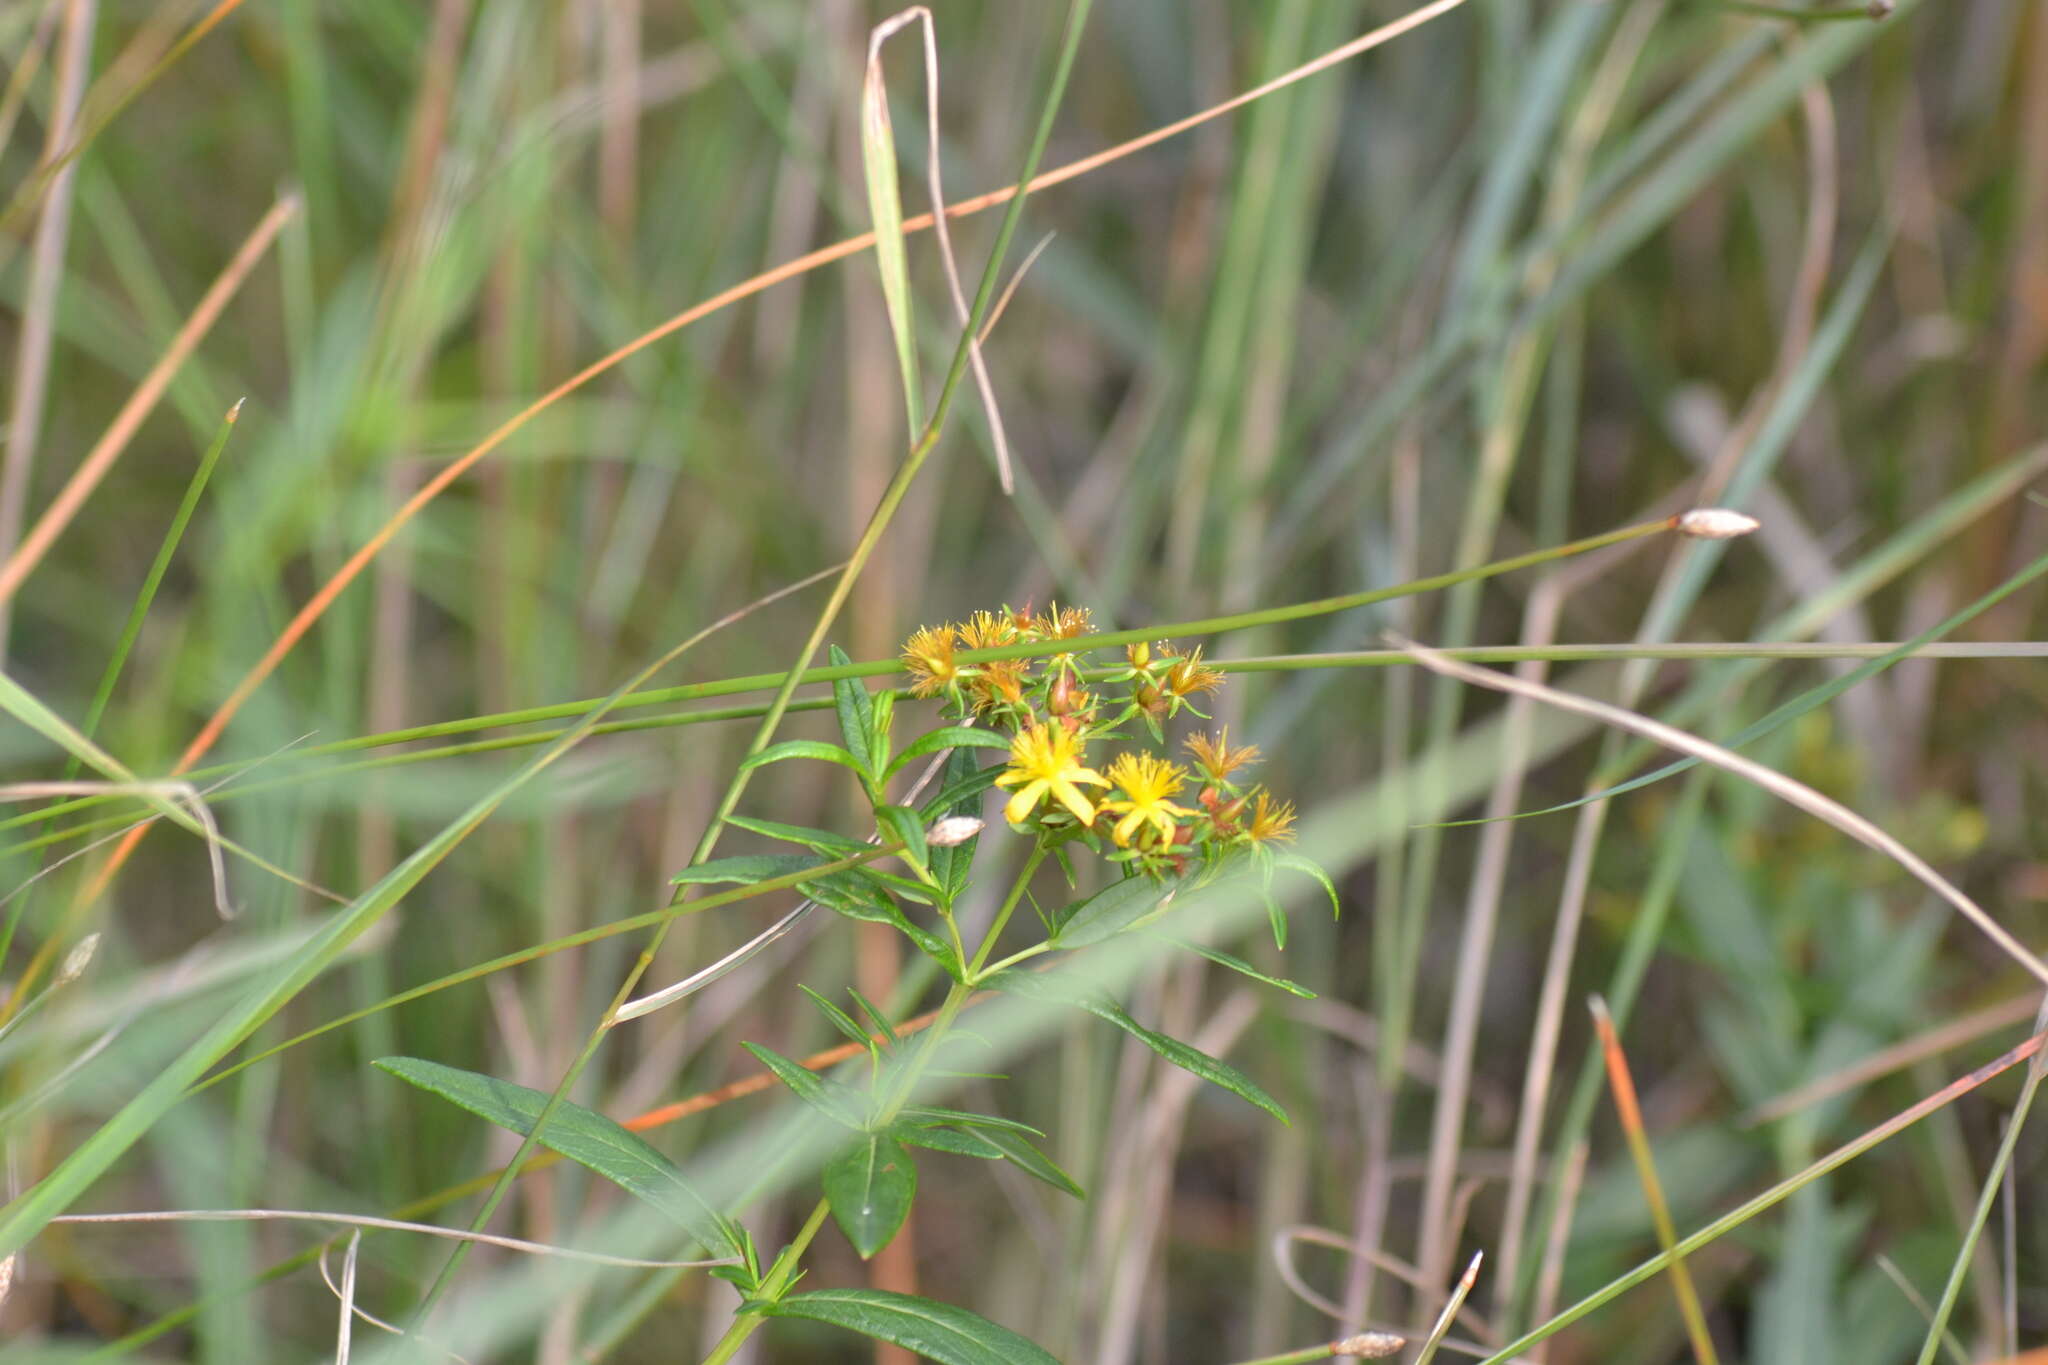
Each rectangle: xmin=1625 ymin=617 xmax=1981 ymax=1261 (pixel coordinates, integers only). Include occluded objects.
xmin=1153 ymin=933 xmax=1315 ymax=999
xmin=875 ymin=804 xmax=930 ymax=881
xmin=1262 ymin=885 xmax=1288 ymax=950
xmin=739 ymin=1043 xmax=865 ymax=1129
xmin=737 ymin=739 xmax=868 ymax=778
xmin=885 ymin=726 xmax=1011 ymax=778
xmin=829 ymin=645 xmax=877 ymax=777
xmin=894 ymin=1105 xmax=1044 ymax=1137
xmin=724 ymin=815 xmax=868 ymax=855
xmin=986 ymin=973 xmax=1288 ymax=1124
xmin=1275 ymin=852 xmax=1340 ymax=919
xmin=916 ymin=760 xmax=1005 ymax=822
xmin=822 ymin=1135 xmax=918 ymax=1259
xmin=672 ymin=853 xmax=820 ymax=887
xmin=925 ymin=748 xmax=990 ymax=907
xmin=374 ymin=1057 xmax=737 ymax=1256
xmin=800 ymin=986 xmax=874 ymax=1054
xmin=868 ymin=689 xmax=897 ymax=778
xmin=759 ymin=1288 xmax=1059 ymax=1365
xmin=893 ymin=1123 xmax=1005 ymax=1160
xmin=1050 ymin=873 xmax=1180 ymax=948
xmin=973 ymin=1127 xmax=1085 ymax=1199
xmin=846 ymin=987 xmax=897 ymax=1047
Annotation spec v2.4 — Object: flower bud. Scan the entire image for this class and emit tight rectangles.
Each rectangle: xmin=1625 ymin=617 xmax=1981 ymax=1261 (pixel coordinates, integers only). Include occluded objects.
xmin=927 ymin=816 xmax=985 ymax=848
xmin=1676 ymin=507 xmax=1760 ymax=540
xmin=1048 ymin=671 xmax=1077 ymax=715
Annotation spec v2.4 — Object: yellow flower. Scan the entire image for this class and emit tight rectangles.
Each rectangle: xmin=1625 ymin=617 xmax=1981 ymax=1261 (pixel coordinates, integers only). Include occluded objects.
xmin=1184 ymin=728 xmax=1260 ymax=784
xmin=1034 ymin=602 xmax=1094 ymax=640
xmin=957 ymin=610 xmax=1018 ymax=650
xmin=969 ymin=658 xmax=1028 ymax=713
xmin=994 ymin=723 xmax=1109 ymax=826
xmin=1100 ymin=753 xmax=1194 ymax=848
xmin=902 ymin=625 xmax=961 ymax=698
xmin=1163 ymin=645 xmax=1225 ymax=701
xmin=1245 ymin=788 xmax=1297 ymax=845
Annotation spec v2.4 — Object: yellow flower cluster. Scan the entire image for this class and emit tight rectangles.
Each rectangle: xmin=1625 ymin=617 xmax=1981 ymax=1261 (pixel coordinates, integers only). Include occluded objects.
xmin=900 ymin=609 xmax=1300 ymax=879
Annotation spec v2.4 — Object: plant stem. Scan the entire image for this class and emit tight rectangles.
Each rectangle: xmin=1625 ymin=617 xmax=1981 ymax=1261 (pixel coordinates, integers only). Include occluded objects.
xmin=699 ymin=844 xmax=1050 ymax=1365
xmin=699 ymin=1197 xmax=833 ymax=1365
xmin=967 ymin=845 xmax=1047 ymax=979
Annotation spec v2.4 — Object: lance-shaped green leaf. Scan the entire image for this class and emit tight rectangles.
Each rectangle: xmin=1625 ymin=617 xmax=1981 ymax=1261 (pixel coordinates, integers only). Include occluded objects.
xmin=758 ymin=1288 xmax=1059 ymax=1365
xmin=917 ymin=758 xmax=1005 ymax=822
xmin=925 ymin=747 xmax=992 ymax=907
xmin=740 ymin=1042 xmax=866 ymax=1129
xmin=829 ymin=645 xmax=877 ymax=777
xmin=987 ymin=971 xmax=1287 ymax=1124
xmin=974 ymin=1126 xmax=1085 ymax=1199
xmin=885 ymin=726 xmax=1010 ymax=779
xmin=737 ymin=739 xmax=869 ymax=779
xmin=893 ymin=1121 xmax=1006 ymax=1159
xmin=724 ymin=815 xmax=868 ymax=855
xmin=374 ymin=1057 xmax=738 ymax=1257
xmin=1050 ymin=872 xmax=1180 ymax=948
xmin=1152 ymin=933 xmax=1315 ymax=999
xmin=822 ymin=1135 xmax=918 ymax=1259
xmin=874 ymin=805 xmax=930 ymax=881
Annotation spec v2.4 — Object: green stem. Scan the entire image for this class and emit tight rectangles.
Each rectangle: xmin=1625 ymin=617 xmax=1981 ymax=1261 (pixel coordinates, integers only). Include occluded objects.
xmin=699 ymin=1198 xmax=834 ymax=1365
xmin=967 ymin=845 xmax=1048 ymax=980
xmin=163 ymin=515 xmax=1673 ymax=766
xmin=701 ymin=843 xmax=1049 ymax=1365
xmin=1225 ymin=1344 xmax=1341 ymax=1365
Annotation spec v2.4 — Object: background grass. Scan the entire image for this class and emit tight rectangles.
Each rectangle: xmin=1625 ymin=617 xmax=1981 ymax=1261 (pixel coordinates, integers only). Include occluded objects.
xmin=2 ymin=0 xmax=2046 ymax=1361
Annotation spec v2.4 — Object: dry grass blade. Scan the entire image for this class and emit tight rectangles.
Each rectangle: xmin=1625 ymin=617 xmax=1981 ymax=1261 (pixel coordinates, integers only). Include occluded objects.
xmin=862 ymin=9 xmax=925 ymax=435
xmin=1386 ymin=634 xmax=2048 ymax=986
xmin=1415 ymin=1251 xmax=1484 ymax=1365
xmin=317 ymin=1240 xmax=474 ymax=1365
xmin=52 ymin=1208 xmax=734 ymax=1267
xmin=871 ymin=6 xmax=1015 ymax=491
xmin=335 ymin=1229 xmax=359 ymax=1365
xmin=1590 ymin=996 xmax=1720 ymax=1365
xmin=1743 ymin=993 xmax=2041 ymax=1125
xmin=1 ymin=781 xmax=231 ymax=919
xmin=0 ymin=0 xmax=92 ymax=662
xmin=0 ymin=192 xmax=297 ymax=609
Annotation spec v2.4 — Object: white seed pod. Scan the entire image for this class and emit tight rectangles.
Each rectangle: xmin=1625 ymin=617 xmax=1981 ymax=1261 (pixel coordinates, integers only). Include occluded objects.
xmin=57 ymin=932 xmax=101 ymax=986
xmin=1676 ymin=507 xmax=1761 ymax=540
xmin=926 ymin=816 xmax=985 ymax=848
xmin=1333 ymin=1333 xmax=1406 ymax=1359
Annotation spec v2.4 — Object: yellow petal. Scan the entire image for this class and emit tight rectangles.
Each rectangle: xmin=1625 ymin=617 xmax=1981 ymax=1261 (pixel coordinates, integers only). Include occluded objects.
xmin=1049 ymin=779 xmax=1098 ymax=825
xmin=1004 ymin=781 xmax=1047 ymax=825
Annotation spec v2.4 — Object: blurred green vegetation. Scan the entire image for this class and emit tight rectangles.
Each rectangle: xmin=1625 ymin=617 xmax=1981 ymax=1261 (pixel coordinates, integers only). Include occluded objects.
xmin=1 ymin=0 xmax=2046 ymax=1361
